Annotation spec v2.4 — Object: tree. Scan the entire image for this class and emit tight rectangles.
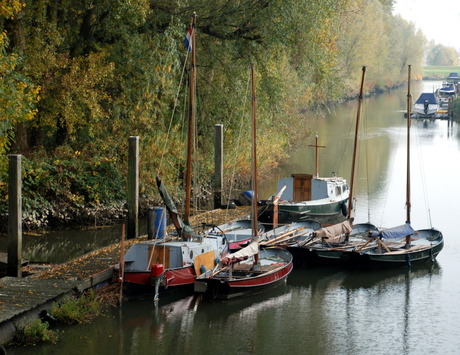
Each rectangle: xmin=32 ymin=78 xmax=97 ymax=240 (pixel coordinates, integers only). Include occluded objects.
xmin=427 ymin=44 xmax=459 ymax=66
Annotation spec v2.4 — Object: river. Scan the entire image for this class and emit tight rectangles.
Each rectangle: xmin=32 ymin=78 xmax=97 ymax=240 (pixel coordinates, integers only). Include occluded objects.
xmin=6 ymin=80 xmax=460 ymax=354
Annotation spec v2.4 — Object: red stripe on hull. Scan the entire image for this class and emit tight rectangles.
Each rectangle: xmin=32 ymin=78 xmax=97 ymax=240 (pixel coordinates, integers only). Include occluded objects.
xmin=124 ymin=266 xmax=196 ymax=287
xmin=227 ymin=262 xmax=293 ymax=288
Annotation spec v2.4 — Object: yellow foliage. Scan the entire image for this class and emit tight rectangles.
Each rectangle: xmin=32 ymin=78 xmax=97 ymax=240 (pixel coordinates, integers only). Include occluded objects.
xmin=0 ymin=0 xmax=25 ymax=19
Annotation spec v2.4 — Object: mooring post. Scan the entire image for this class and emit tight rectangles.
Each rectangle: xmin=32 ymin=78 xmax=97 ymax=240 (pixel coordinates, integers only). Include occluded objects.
xmin=214 ymin=124 xmax=223 ymax=209
xmin=127 ymin=136 xmax=139 ymax=239
xmin=8 ymin=154 xmax=22 ymax=277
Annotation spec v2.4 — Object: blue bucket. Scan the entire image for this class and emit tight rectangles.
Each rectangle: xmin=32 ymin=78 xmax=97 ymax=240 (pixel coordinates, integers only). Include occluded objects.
xmin=148 ymin=207 xmax=167 ymax=239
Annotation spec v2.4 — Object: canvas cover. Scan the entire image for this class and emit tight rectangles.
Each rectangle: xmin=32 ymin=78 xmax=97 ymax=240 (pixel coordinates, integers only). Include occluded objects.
xmin=379 ymin=223 xmax=414 ymax=239
xmin=156 ymin=176 xmax=194 ymax=237
xmin=314 ymin=219 xmax=353 ymax=240
xmin=221 ymin=241 xmax=259 ymax=266
xmin=415 ymin=93 xmax=438 ymax=105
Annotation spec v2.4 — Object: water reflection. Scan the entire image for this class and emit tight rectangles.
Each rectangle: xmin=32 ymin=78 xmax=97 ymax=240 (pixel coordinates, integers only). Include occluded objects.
xmin=0 ymin=220 xmax=147 ymax=264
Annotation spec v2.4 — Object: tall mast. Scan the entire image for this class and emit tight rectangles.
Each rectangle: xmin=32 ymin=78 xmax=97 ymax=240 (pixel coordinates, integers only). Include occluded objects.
xmin=406 ymin=65 xmax=412 ymax=245
xmin=251 ymin=63 xmax=259 ymax=240
xmin=347 ymin=66 xmax=366 ymax=219
xmin=184 ymin=13 xmax=196 ymax=224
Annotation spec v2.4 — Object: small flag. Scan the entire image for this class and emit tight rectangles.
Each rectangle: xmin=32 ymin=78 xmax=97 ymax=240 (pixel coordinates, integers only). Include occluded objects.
xmin=184 ymin=26 xmax=193 ymax=52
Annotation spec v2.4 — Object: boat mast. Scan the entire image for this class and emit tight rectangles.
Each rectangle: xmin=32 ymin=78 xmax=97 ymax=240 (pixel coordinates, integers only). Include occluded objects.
xmin=184 ymin=13 xmax=196 ymax=224
xmin=347 ymin=66 xmax=366 ymax=219
xmin=307 ymin=135 xmax=325 ymax=178
xmin=251 ymin=63 xmax=259 ymax=240
xmin=406 ymin=65 xmax=412 ymax=246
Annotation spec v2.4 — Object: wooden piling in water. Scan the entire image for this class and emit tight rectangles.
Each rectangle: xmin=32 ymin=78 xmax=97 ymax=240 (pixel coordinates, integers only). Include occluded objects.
xmin=7 ymin=154 xmax=22 ymax=278
xmin=127 ymin=136 xmax=139 ymax=239
xmin=214 ymin=124 xmax=223 ymax=209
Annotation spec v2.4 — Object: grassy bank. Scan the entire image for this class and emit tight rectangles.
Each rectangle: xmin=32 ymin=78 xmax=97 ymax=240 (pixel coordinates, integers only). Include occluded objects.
xmin=423 ymin=66 xmax=460 ymax=79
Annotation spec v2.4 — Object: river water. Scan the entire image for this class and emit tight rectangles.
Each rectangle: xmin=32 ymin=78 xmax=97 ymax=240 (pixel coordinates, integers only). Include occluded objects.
xmin=7 ymin=80 xmax=460 ymax=354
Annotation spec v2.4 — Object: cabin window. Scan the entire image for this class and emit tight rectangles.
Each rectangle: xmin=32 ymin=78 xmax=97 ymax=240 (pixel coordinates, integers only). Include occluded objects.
xmin=336 ymin=186 xmax=341 ymax=195
xmin=190 ymin=251 xmax=193 ymax=259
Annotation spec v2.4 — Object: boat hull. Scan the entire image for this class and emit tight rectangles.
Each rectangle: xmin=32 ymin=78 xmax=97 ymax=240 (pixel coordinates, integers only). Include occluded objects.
xmin=286 ymin=222 xmax=379 ymax=266
xmin=123 ymin=265 xmax=197 ymax=297
xmin=195 ymin=248 xmax=293 ymax=299
xmin=122 ymin=235 xmax=228 ymax=298
xmin=358 ymin=229 xmax=444 ymax=267
xmin=277 ymin=199 xmax=346 ymax=215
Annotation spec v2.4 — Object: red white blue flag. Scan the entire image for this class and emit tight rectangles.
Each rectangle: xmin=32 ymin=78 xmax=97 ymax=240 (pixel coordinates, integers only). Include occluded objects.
xmin=184 ymin=26 xmax=193 ymax=52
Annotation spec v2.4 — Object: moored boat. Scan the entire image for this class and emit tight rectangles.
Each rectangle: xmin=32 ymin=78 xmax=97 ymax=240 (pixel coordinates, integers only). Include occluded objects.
xmin=258 ymin=136 xmax=349 ymax=227
xmin=437 ymin=82 xmax=456 ymax=107
xmin=194 ymin=243 xmax=293 ymax=299
xmin=413 ymin=92 xmax=439 ymax=117
xmin=123 ymin=232 xmax=228 ymax=297
xmin=355 ymin=225 xmax=443 ymax=267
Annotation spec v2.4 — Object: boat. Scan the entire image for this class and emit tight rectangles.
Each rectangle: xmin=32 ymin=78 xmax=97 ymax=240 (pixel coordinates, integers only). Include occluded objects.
xmin=122 ymin=177 xmax=229 ymax=298
xmin=258 ymin=136 xmax=349 ymax=228
xmin=413 ymin=92 xmax=439 ymax=117
xmin=447 ymin=72 xmax=460 ymax=84
xmin=357 ymin=65 xmax=444 ymax=267
xmin=204 ymin=219 xmax=265 ymax=252
xmin=300 ymin=221 xmax=379 ymax=265
xmin=122 ymin=15 xmax=229 ymax=299
xmin=194 ymin=64 xmax=294 ymax=299
xmin=356 ymin=225 xmax=443 ymax=267
xmin=194 ymin=244 xmax=293 ymax=299
xmin=437 ymin=82 xmax=457 ymax=107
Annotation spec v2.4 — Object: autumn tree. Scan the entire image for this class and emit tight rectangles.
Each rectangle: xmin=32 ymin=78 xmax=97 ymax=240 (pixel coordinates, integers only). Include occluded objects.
xmin=427 ymin=44 xmax=459 ymax=66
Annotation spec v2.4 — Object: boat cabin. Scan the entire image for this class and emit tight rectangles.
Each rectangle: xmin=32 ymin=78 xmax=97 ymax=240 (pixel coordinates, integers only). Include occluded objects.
xmin=277 ymin=174 xmax=347 ymax=202
xmin=124 ymin=240 xmax=220 ymax=272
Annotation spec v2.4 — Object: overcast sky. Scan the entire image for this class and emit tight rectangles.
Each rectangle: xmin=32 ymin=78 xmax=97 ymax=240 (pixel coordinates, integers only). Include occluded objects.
xmin=393 ymin=0 xmax=460 ymax=50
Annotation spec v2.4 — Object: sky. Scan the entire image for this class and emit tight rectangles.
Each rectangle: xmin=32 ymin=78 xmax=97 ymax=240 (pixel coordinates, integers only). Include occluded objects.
xmin=393 ymin=0 xmax=460 ymax=50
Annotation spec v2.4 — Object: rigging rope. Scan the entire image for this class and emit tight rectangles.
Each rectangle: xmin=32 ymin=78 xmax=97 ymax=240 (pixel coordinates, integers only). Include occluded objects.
xmin=413 ymin=122 xmax=433 ymax=227
xmin=222 ymin=72 xmax=252 ymax=221
xmin=379 ymin=123 xmax=404 ymax=228
xmin=156 ymin=28 xmax=194 ymax=175
xmin=362 ymin=101 xmax=372 ymax=223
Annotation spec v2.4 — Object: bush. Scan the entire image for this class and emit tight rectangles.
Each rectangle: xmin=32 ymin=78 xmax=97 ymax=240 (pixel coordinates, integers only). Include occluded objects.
xmin=50 ymin=289 xmax=105 ymax=324
xmin=13 ymin=319 xmax=58 ymax=346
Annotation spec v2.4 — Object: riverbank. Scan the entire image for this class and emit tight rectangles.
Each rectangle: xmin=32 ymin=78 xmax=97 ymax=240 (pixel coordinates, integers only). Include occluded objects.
xmin=423 ymin=65 xmax=460 ymax=79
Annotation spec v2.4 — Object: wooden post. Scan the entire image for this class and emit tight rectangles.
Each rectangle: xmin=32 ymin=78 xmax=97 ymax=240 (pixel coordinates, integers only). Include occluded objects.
xmin=119 ymin=224 xmax=125 ymax=304
xmin=214 ymin=124 xmax=223 ymax=209
xmin=8 ymin=154 xmax=22 ymax=278
xmin=127 ymin=136 xmax=139 ymax=239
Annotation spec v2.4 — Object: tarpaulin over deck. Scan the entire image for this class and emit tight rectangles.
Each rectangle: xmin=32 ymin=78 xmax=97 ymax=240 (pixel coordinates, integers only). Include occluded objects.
xmin=379 ymin=223 xmax=414 ymax=239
